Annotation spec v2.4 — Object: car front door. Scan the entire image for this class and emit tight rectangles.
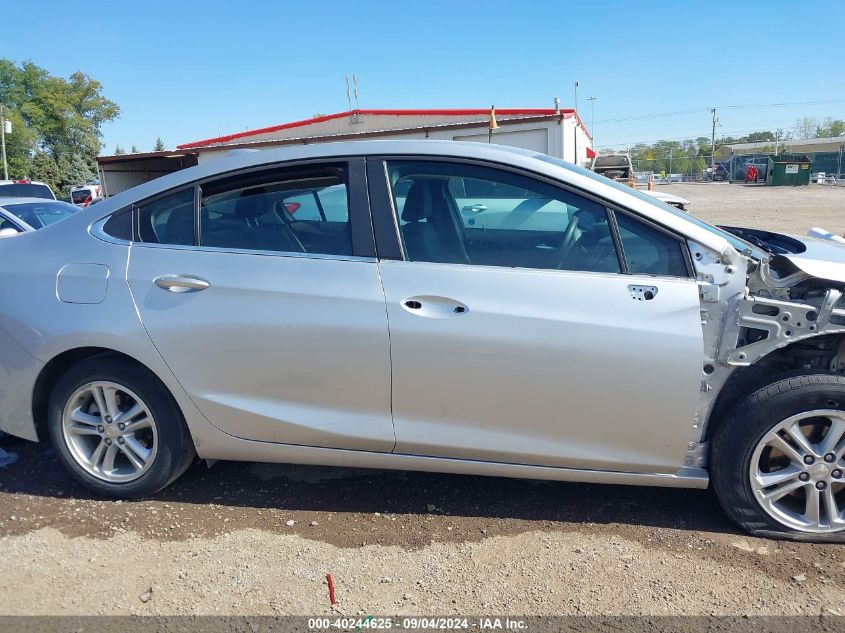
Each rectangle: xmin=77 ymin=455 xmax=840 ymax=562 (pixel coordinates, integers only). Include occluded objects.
xmin=370 ymin=157 xmax=703 ymax=473
xmin=127 ymin=159 xmax=394 ymax=451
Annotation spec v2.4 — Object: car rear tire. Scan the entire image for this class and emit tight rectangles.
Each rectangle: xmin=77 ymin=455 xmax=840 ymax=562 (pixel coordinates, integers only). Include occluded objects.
xmin=47 ymin=357 xmax=196 ymax=498
xmin=711 ymin=373 xmax=845 ymax=539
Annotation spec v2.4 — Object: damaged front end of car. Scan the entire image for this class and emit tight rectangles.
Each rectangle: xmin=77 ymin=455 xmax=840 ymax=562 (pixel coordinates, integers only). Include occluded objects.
xmin=689 ymin=227 xmax=845 ymax=469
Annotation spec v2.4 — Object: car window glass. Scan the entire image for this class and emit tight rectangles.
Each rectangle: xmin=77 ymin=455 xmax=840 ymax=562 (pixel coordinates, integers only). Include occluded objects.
xmin=4 ymin=200 xmax=78 ymax=229
xmin=615 ymin=212 xmax=689 ymax=277
xmin=0 ymin=215 xmax=20 ymax=232
xmin=199 ymin=168 xmax=352 ymax=256
xmin=534 ymin=153 xmax=764 ymax=258
xmin=102 ymin=209 xmax=133 ymax=240
xmin=0 ymin=183 xmax=54 ymax=199
xmin=387 ymin=160 xmax=621 ymax=274
xmin=137 ymin=188 xmax=195 ymax=245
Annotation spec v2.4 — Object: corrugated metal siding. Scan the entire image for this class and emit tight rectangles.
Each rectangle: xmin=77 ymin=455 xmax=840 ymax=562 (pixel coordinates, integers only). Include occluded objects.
xmin=453 ymin=128 xmax=550 ymax=153
xmin=195 ymin=120 xmax=573 ymax=166
xmin=99 ymin=155 xmax=199 ymax=196
xmin=204 ymin=113 xmax=553 ymax=146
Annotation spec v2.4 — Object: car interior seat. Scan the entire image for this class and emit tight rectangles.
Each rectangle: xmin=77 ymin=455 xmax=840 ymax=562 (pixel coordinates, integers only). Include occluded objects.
xmin=400 ymin=179 xmax=470 ymax=264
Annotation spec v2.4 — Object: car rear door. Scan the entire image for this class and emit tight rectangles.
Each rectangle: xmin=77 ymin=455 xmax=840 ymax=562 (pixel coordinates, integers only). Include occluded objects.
xmin=127 ymin=158 xmax=395 ymax=451
xmin=368 ymin=157 xmax=703 ymax=473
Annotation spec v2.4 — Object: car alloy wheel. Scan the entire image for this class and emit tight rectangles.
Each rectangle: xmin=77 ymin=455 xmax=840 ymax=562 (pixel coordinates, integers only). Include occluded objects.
xmin=749 ymin=409 xmax=845 ymax=533
xmin=61 ymin=380 xmax=159 ymax=483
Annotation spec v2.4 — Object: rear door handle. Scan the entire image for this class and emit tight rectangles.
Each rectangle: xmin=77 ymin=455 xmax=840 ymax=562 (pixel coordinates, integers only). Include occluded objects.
xmin=154 ymin=275 xmax=210 ymax=293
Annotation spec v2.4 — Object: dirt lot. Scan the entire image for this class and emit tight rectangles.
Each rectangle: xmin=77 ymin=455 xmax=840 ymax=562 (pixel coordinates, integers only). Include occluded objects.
xmin=667 ymin=181 xmax=845 ymax=235
xmin=2 ymin=183 xmax=845 ymax=617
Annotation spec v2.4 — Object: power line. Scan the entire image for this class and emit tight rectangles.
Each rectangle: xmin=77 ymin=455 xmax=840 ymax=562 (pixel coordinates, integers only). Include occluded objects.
xmin=594 ymin=117 xmax=821 ymax=149
xmin=594 ymin=98 xmax=845 ymax=125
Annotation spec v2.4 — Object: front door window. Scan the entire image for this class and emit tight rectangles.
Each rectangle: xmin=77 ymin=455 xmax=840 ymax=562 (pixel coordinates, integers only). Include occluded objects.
xmin=387 ymin=160 xmax=622 ymax=274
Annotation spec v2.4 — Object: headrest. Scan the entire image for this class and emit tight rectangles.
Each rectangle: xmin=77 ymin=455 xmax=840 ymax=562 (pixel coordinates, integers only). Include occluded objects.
xmin=235 ymin=187 xmax=268 ymax=219
xmin=401 ymin=179 xmax=444 ymax=222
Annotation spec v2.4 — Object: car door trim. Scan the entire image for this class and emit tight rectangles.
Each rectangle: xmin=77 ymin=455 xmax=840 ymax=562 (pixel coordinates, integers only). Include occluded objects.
xmin=193 ymin=427 xmax=710 ymax=489
xmin=112 ymin=157 xmax=377 ymax=259
xmin=365 ymin=158 xmax=404 ymax=260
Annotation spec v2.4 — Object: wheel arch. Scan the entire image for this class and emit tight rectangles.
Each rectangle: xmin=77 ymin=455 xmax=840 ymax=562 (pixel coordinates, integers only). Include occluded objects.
xmin=32 ymin=346 xmax=179 ymax=443
xmin=705 ymin=332 xmax=845 ymax=442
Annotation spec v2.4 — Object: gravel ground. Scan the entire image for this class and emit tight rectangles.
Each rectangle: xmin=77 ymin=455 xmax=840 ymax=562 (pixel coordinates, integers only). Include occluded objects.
xmin=2 ymin=183 xmax=845 ymax=617
xmin=664 ymin=181 xmax=845 ymax=235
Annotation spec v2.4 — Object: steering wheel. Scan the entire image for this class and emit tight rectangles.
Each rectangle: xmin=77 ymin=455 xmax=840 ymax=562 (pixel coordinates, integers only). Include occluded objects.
xmin=557 ymin=214 xmax=580 ymax=269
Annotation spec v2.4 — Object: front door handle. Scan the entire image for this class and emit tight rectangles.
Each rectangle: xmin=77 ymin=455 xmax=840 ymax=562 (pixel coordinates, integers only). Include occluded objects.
xmin=401 ymin=296 xmax=469 ymax=317
xmin=628 ymin=284 xmax=658 ymax=301
xmin=154 ymin=275 xmax=210 ymax=293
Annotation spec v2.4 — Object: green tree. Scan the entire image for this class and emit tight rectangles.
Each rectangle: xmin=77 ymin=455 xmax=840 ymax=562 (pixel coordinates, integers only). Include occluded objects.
xmin=0 ymin=107 xmax=38 ymax=178
xmin=57 ymin=152 xmax=94 ymax=191
xmin=816 ymin=118 xmax=845 ymax=138
xmin=114 ymin=145 xmax=125 ymax=155
xmin=0 ymin=59 xmax=119 ymax=183
xmin=29 ymin=151 xmax=61 ymax=193
xmin=153 ymin=137 xmax=166 ymax=152
xmin=130 ymin=144 xmax=139 ymax=154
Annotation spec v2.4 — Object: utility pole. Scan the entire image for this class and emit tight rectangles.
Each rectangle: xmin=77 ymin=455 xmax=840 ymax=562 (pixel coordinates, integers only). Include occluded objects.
xmin=669 ymin=147 xmax=673 ymax=176
xmin=774 ymin=130 xmax=779 ymax=156
xmin=587 ymin=96 xmax=597 ymax=150
xmin=573 ymin=81 xmax=579 ymax=164
xmin=0 ymin=104 xmax=8 ymax=180
xmin=710 ymin=108 xmax=718 ymax=175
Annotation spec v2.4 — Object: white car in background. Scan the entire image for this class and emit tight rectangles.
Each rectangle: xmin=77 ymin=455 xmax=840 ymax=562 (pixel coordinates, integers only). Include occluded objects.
xmin=0 ymin=179 xmax=56 ymax=200
xmin=642 ymin=189 xmax=690 ymax=212
xmin=70 ymin=183 xmax=104 ymax=207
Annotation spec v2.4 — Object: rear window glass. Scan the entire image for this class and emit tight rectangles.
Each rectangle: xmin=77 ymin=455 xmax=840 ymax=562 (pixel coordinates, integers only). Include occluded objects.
xmin=72 ymin=190 xmax=93 ymax=204
xmin=0 ymin=183 xmax=54 ymax=199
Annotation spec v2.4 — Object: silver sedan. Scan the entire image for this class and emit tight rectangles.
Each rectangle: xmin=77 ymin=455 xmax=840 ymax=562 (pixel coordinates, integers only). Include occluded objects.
xmin=1 ymin=140 xmax=844 ymax=539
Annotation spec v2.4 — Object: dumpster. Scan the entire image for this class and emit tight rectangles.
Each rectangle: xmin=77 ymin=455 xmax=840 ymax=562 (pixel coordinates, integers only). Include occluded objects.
xmin=766 ymin=154 xmax=813 ymax=186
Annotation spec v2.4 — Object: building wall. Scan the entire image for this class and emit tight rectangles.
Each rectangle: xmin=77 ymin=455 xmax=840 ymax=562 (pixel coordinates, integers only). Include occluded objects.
xmin=190 ymin=112 xmax=561 ymax=146
xmin=194 ymin=118 xmax=588 ymax=166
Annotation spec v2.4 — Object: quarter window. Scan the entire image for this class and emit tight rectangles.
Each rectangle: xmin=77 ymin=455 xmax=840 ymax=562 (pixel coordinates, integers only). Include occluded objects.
xmin=137 ymin=188 xmax=195 ymax=245
xmin=387 ymin=161 xmax=621 ymax=274
xmin=615 ymin=212 xmax=689 ymax=277
xmin=102 ymin=209 xmax=133 ymax=241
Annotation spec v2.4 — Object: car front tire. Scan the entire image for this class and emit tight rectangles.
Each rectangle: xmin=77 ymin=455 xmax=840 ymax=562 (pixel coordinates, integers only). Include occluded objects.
xmin=47 ymin=357 xmax=196 ymax=498
xmin=712 ymin=373 xmax=845 ymax=540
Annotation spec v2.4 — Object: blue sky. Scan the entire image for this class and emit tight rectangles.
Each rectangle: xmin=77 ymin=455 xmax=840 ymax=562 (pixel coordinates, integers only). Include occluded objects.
xmin=4 ymin=0 xmax=844 ymax=153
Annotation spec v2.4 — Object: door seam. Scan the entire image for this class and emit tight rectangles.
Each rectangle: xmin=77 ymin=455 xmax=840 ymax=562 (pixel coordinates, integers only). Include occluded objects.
xmin=375 ymin=259 xmax=398 ymax=452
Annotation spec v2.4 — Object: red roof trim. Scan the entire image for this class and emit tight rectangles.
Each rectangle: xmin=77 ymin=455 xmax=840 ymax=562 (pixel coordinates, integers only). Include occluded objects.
xmin=177 ymin=108 xmax=578 ymax=149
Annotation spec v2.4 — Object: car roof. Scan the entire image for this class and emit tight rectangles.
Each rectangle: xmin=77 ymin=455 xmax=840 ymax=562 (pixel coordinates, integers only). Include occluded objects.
xmin=76 ymin=139 xmax=731 ymax=254
xmin=0 ymin=180 xmax=51 ymax=187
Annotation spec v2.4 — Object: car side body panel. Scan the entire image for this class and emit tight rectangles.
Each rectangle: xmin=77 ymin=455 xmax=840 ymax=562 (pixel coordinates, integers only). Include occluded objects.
xmin=127 ymin=244 xmax=395 ymax=451
xmin=0 ymin=141 xmax=746 ymax=490
xmin=379 ymin=260 xmax=704 ymax=472
xmin=0 ymin=224 xmax=221 ymax=451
